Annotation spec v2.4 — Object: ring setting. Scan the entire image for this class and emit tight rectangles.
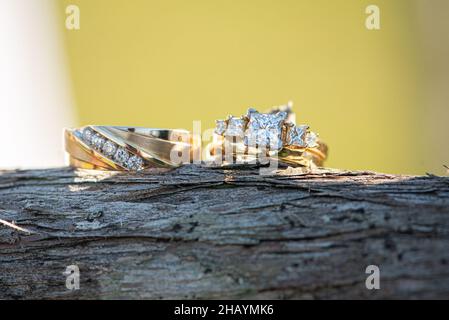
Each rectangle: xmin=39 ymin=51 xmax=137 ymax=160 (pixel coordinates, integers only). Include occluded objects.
xmin=208 ymin=103 xmax=327 ymax=167
xmin=214 ymin=108 xmax=319 ymax=153
xmin=64 ymin=102 xmax=327 ymax=171
xmin=64 ymin=126 xmax=192 ymax=171
xmin=72 ymin=127 xmax=147 ymax=171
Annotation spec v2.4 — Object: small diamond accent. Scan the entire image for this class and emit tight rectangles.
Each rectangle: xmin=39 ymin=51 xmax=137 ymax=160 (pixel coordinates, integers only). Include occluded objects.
xmin=77 ymin=127 xmax=146 ymax=171
xmin=114 ymin=147 xmax=130 ymax=164
xmin=225 ymin=117 xmax=245 ymax=137
xmin=126 ymin=155 xmax=144 ymax=171
xmin=288 ymin=125 xmax=308 ymax=147
xmin=92 ymin=134 xmax=106 ymax=150
xmin=102 ymin=140 xmax=117 ymax=157
xmin=215 ymin=120 xmax=226 ymax=135
xmin=82 ymin=127 xmax=94 ymax=145
xmin=305 ymin=132 xmax=318 ymax=148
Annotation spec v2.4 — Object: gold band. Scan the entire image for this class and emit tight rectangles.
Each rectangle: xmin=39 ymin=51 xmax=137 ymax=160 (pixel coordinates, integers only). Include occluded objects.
xmin=64 ymin=126 xmax=193 ymax=171
xmin=206 ymin=103 xmax=328 ymax=168
xmin=68 ymin=155 xmax=112 ymax=170
xmin=205 ymin=139 xmax=327 ymax=168
xmin=64 ymin=103 xmax=327 ymax=171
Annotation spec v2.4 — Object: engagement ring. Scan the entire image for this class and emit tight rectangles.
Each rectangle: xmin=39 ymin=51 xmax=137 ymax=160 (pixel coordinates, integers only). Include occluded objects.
xmin=206 ymin=103 xmax=328 ymax=167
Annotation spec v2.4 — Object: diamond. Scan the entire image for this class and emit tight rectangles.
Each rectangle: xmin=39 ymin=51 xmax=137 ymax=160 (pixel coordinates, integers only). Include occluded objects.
xmin=215 ymin=120 xmax=226 ymax=135
xmin=114 ymin=147 xmax=129 ymax=164
xmin=92 ymin=134 xmax=106 ymax=150
xmin=305 ymin=132 xmax=318 ymax=148
xmin=225 ymin=117 xmax=245 ymax=137
xmin=288 ymin=125 xmax=308 ymax=147
xmin=82 ymin=127 xmax=94 ymax=145
xmin=102 ymin=140 xmax=117 ymax=157
xmin=126 ymin=155 xmax=144 ymax=171
xmin=244 ymin=111 xmax=286 ymax=151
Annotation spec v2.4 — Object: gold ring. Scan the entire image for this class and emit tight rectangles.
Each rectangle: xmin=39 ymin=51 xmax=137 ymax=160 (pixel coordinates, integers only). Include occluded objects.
xmin=205 ymin=102 xmax=328 ymax=167
xmin=64 ymin=126 xmax=193 ymax=171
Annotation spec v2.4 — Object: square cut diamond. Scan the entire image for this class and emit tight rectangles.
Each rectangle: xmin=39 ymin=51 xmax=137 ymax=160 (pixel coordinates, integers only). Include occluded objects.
xmin=288 ymin=125 xmax=308 ymax=147
xmin=244 ymin=111 xmax=286 ymax=151
xmin=225 ymin=117 xmax=245 ymax=137
xmin=214 ymin=120 xmax=226 ymax=135
xmin=305 ymin=131 xmax=318 ymax=148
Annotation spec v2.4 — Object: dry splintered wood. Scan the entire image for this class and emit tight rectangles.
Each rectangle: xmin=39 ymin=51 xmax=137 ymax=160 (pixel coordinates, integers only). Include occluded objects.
xmin=0 ymin=165 xmax=449 ymax=299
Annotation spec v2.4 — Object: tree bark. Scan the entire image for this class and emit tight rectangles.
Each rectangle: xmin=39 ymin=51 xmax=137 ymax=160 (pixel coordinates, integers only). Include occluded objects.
xmin=0 ymin=165 xmax=448 ymax=299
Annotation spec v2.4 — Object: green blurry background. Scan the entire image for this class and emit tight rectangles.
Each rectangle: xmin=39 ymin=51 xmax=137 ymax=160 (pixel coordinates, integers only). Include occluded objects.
xmin=57 ymin=0 xmax=448 ymax=174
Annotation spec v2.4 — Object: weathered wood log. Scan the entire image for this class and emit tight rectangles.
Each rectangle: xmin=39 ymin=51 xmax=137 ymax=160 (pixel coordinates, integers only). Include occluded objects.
xmin=0 ymin=165 xmax=448 ymax=299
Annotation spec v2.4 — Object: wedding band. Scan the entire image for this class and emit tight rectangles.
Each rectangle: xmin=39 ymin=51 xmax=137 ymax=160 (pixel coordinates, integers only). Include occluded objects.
xmin=206 ymin=103 xmax=328 ymax=167
xmin=64 ymin=126 xmax=193 ymax=171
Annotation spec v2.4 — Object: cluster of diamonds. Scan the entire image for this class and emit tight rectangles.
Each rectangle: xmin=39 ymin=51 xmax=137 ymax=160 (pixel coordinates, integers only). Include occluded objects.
xmin=214 ymin=108 xmax=318 ymax=151
xmin=78 ymin=127 xmax=145 ymax=171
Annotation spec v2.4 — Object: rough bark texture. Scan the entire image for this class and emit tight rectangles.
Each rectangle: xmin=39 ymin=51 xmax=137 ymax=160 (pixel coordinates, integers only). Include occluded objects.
xmin=0 ymin=165 xmax=449 ymax=299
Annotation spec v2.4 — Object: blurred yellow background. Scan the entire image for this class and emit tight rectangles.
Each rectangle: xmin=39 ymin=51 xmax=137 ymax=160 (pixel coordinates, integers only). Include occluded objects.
xmin=57 ymin=0 xmax=448 ymax=174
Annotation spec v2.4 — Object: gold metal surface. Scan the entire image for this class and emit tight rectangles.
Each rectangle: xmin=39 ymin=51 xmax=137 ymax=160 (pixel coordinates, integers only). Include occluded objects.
xmin=64 ymin=126 xmax=194 ymax=171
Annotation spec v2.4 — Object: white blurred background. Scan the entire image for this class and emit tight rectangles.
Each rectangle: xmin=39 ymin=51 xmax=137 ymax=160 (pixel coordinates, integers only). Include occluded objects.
xmin=0 ymin=0 xmax=75 ymax=169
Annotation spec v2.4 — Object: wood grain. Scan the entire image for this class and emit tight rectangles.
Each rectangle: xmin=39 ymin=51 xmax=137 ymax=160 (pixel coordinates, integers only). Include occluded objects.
xmin=1 ymin=165 xmax=448 ymax=299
